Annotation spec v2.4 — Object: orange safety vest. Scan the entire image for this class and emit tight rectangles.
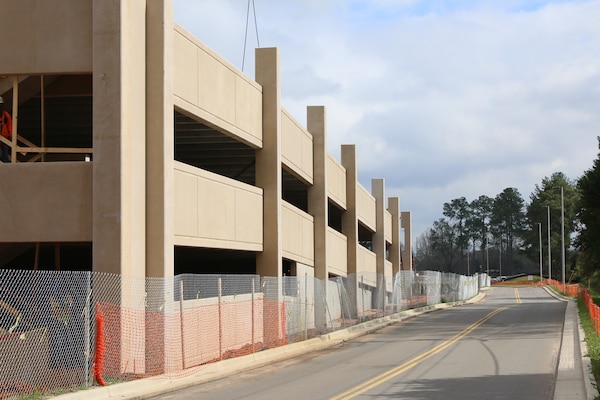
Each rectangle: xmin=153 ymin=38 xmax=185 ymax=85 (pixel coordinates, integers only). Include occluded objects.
xmin=1 ymin=111 xmax=12 ymax=140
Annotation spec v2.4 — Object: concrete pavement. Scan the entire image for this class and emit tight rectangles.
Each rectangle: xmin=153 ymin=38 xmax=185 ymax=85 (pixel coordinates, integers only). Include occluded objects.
xmin=544 ymin=287 xmax=598 ymax=400
xmin=51 ymin=287 xmax=597 ymax=400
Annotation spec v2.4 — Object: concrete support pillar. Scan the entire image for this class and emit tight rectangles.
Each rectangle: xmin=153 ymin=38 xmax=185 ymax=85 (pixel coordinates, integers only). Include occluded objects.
xmin=388 ymin=197 xmax=402 ymax=276
xmin=146 ymin=0 xmax=174 ymax=279
xmin=401 ymin=211 xmax=413 ymax=271
xmin=341 ymin=145 xmax=358 ymax=317
xmin=255 ymin=47 xmax=282 ymax=279
xmin=372 ymin=178 xmax=386 ymax=311
xmin=307 ymin=106 xmax=327 ymax=281
xmin=145 ymin=0 xmax=175 ymax=375
xmin=92 ymin=0 xmax=147 ymax=374
xmin=92 ymin=0 xmax=147 ymax=276
xmin=255 ymin=47 xmax=284 ymax=345
xmin=372 ymin=179 xmax=385 ymax=277
xmin=307 ymin=106 xmax=328 ymax=329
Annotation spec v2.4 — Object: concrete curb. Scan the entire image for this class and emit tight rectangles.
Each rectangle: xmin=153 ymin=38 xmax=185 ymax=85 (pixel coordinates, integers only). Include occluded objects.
xmin=577 ymin=309 xmax=599 ymax=400
xmin=542 ymin=286 xmax=598 ymax=400
xmin=52 ymin=291 xmax=488 ymax=400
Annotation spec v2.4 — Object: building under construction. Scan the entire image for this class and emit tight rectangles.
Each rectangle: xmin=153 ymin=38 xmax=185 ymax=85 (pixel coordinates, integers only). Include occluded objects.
xmin=0 ymin=0 xmax=430 ymax=392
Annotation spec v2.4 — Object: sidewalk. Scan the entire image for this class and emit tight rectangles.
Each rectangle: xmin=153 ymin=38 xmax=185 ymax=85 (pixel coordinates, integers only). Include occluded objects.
xmin=51 ymin=287 xmax=596 ymax=400
xmin=545 ymin=287 xmax=598 ymax=400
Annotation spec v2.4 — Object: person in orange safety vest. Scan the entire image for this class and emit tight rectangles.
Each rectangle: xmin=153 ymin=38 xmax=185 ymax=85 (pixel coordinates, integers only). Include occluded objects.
xmin=0 ymin=96 xmax=12 ymax=163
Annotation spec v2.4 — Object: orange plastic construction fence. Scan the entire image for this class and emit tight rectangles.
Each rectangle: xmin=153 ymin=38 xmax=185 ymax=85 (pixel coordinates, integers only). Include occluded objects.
xmin=581 ymin=288 xmax=600 ymax=336
xmin=93 ymin=304 xmax=106 ymax=386
xmin=546 ymin=279 xmax=580 ymax=297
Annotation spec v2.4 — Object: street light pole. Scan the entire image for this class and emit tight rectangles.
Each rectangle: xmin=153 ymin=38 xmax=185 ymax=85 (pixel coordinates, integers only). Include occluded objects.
xmin=467 ymin=240 xmax=470 ymax=275
xmin=486 ymin=243 xmax=489 ymax=276
xmin=498 ymin=240 xmax=502 ymax=277
xmin=536 ymin=222 xmax=542 ymax=281
xmin=560 ymin=186 xmax=565 ymax=286
xmin=545 ymin=205 xmax=552 ymax=281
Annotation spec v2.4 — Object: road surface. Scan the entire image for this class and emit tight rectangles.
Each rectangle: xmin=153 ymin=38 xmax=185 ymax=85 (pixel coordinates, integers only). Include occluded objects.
xmin=150 ymin=286 xmax=567 ymax=400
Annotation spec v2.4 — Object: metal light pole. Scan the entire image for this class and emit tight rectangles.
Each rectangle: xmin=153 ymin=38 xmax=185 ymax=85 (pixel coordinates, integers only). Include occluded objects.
xmin=536 ymin=223 xmax=542 ymax=281
xmin=486 ymin=245 xmax=489 ymax=276
xmin=498 ymin=240 xmax=502 ymax=277
xmin=545 ymin=205 xmax=551 ymax=281
xmin=560 ymin=186 xmax=565 ymax=286
xmin=467 ymin=241 xmax=470 ymax=276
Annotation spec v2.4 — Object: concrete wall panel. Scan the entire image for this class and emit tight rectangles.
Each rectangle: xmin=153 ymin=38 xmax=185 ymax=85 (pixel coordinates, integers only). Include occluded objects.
xmin=326 ymin=228 xmax=348 ymax=277
xmin=174 ymin=170 xmax=198 ymax=237
xmin=281 ymin=110 xmax=313 ymax=184
xmin=326 ymin=155 xmax=347 ymax=209
xmin=0 ymin=163 xmax=92 ymax=242
xmin=0 ymin=0 xmax=92 ymax=74
xmin=384 ymin=210 xmax=393 ymax=244
xmin=281 ymin=201 xmax=314 ymax=266
xmin=173 ymin=27 xmax=262 ymax=148
xmin=357 ymin=184 xmax=376 ymax=231
xmin=173 ymin=31 xmax=199 ymax=105
xmin=357 ymin=246 xmax=377 ymax=285
xmin=174 ymin=162 xmax=262 ymax=251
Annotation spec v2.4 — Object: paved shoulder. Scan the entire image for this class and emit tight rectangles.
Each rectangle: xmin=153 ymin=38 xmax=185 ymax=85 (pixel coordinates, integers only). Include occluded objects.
xmin=546 ymin=287 xmax=598 ymax=400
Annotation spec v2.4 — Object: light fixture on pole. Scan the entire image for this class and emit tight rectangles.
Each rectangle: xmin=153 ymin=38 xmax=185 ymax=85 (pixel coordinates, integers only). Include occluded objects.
xmin=535 ymin=222 xmax=542 ymax=281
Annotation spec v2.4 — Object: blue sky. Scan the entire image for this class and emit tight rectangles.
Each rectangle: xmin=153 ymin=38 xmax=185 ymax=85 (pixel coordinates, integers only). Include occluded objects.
xmin=172 ymin=0 xmax=600 ymax=243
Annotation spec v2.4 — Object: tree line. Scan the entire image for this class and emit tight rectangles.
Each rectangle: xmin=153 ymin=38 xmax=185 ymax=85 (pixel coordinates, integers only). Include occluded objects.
xmin=415 ymin=137 xmax=600 ymax=284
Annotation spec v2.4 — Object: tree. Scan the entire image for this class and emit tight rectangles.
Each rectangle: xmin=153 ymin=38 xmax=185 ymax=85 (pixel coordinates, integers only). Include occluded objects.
xmin=491 ymin=188 xmax=527 ymax=273
xmin=442 ymin=197 xmax=471 ymax=264
xmin=527 ymin=172 xmax=579 ymax=279
xmin=468 ymin=195 xmax=493 ymax=271
xmin=576 ymin=137 xmax=600 ymax=275
xmin=414 ymin=229 xmax=442 ymax=271
xmin=429 ymin=218 xmax=459 ymax=272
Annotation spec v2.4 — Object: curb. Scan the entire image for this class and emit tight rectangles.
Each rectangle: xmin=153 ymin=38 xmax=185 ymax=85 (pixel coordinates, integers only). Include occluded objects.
xmin=577 ymin=309 xmax=599 ymax=400
xmin=542 ymin=286 xmax=598 ymax=400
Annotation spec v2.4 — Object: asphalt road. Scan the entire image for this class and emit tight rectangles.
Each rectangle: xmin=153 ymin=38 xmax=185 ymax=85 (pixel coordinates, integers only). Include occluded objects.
xmin=149 ymin=286 xmax=567 ymax=400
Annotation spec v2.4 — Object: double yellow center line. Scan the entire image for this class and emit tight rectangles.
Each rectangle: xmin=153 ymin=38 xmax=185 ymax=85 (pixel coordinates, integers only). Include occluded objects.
xmin=514 ymin=288 xmax=522 ymax=303
xmin=330 ymin=306 xmax=514 ymax=400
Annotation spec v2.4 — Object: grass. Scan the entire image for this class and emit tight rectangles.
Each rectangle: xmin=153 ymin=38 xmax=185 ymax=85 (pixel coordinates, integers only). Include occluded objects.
xmin=577 ymin=294 xmax=600 ymax=398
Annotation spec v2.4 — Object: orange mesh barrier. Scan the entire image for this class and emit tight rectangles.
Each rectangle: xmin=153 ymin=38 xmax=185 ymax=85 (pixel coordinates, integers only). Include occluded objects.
xmin=93 ymin=304 xmax=106 ymax=386
xmin=546 ymin=279 xmax=580 ymax=297
xmin=581 ymin=289 xmax=600 ymax=335
xmin=94 ymin=297 xmax=287 ymax=380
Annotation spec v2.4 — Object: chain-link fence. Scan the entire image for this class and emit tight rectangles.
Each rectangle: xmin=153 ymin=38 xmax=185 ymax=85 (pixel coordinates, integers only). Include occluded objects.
xmin=0 ymin=269 xmax=488 ymax=397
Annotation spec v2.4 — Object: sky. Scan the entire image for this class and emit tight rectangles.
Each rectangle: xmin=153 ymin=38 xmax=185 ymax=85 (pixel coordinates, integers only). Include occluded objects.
xmin=172 ymin=0 xmax=600 ymax=243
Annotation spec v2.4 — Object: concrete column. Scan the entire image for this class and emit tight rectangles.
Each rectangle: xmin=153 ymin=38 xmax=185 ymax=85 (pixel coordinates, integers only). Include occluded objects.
xmin=401 ymin=211 xmax=413 ymax=271
xmin=307 ymin=106 xmax=327 ymax=281
xmin=372 ymin=179 xmax=386 ymax=312
xmin=307 ymin=106 xmax=328 ymax=330
xmin=341 ymin=145 xmax=358 ymax=276
xmin=146 ymin=0 xmax=174 ymax=279
xmin=145 ymin=0 xmax=175 ymax=375
xmin=341 ymin=145 xmax=358 ymax=317
xmin=92 ymin=0 xmax=146 ymax=277
xmin=92 ymin=0 xmax=147 ymax=374
xmin=255 ymin=47 xmax=282 ymax=279
xmin=388 ymin=197 xmax=401 ymax=276
xmin=255 ymin=48 xmax=284 ymax=346
xmin=372 ymin=179 xmax=385 ymax=277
